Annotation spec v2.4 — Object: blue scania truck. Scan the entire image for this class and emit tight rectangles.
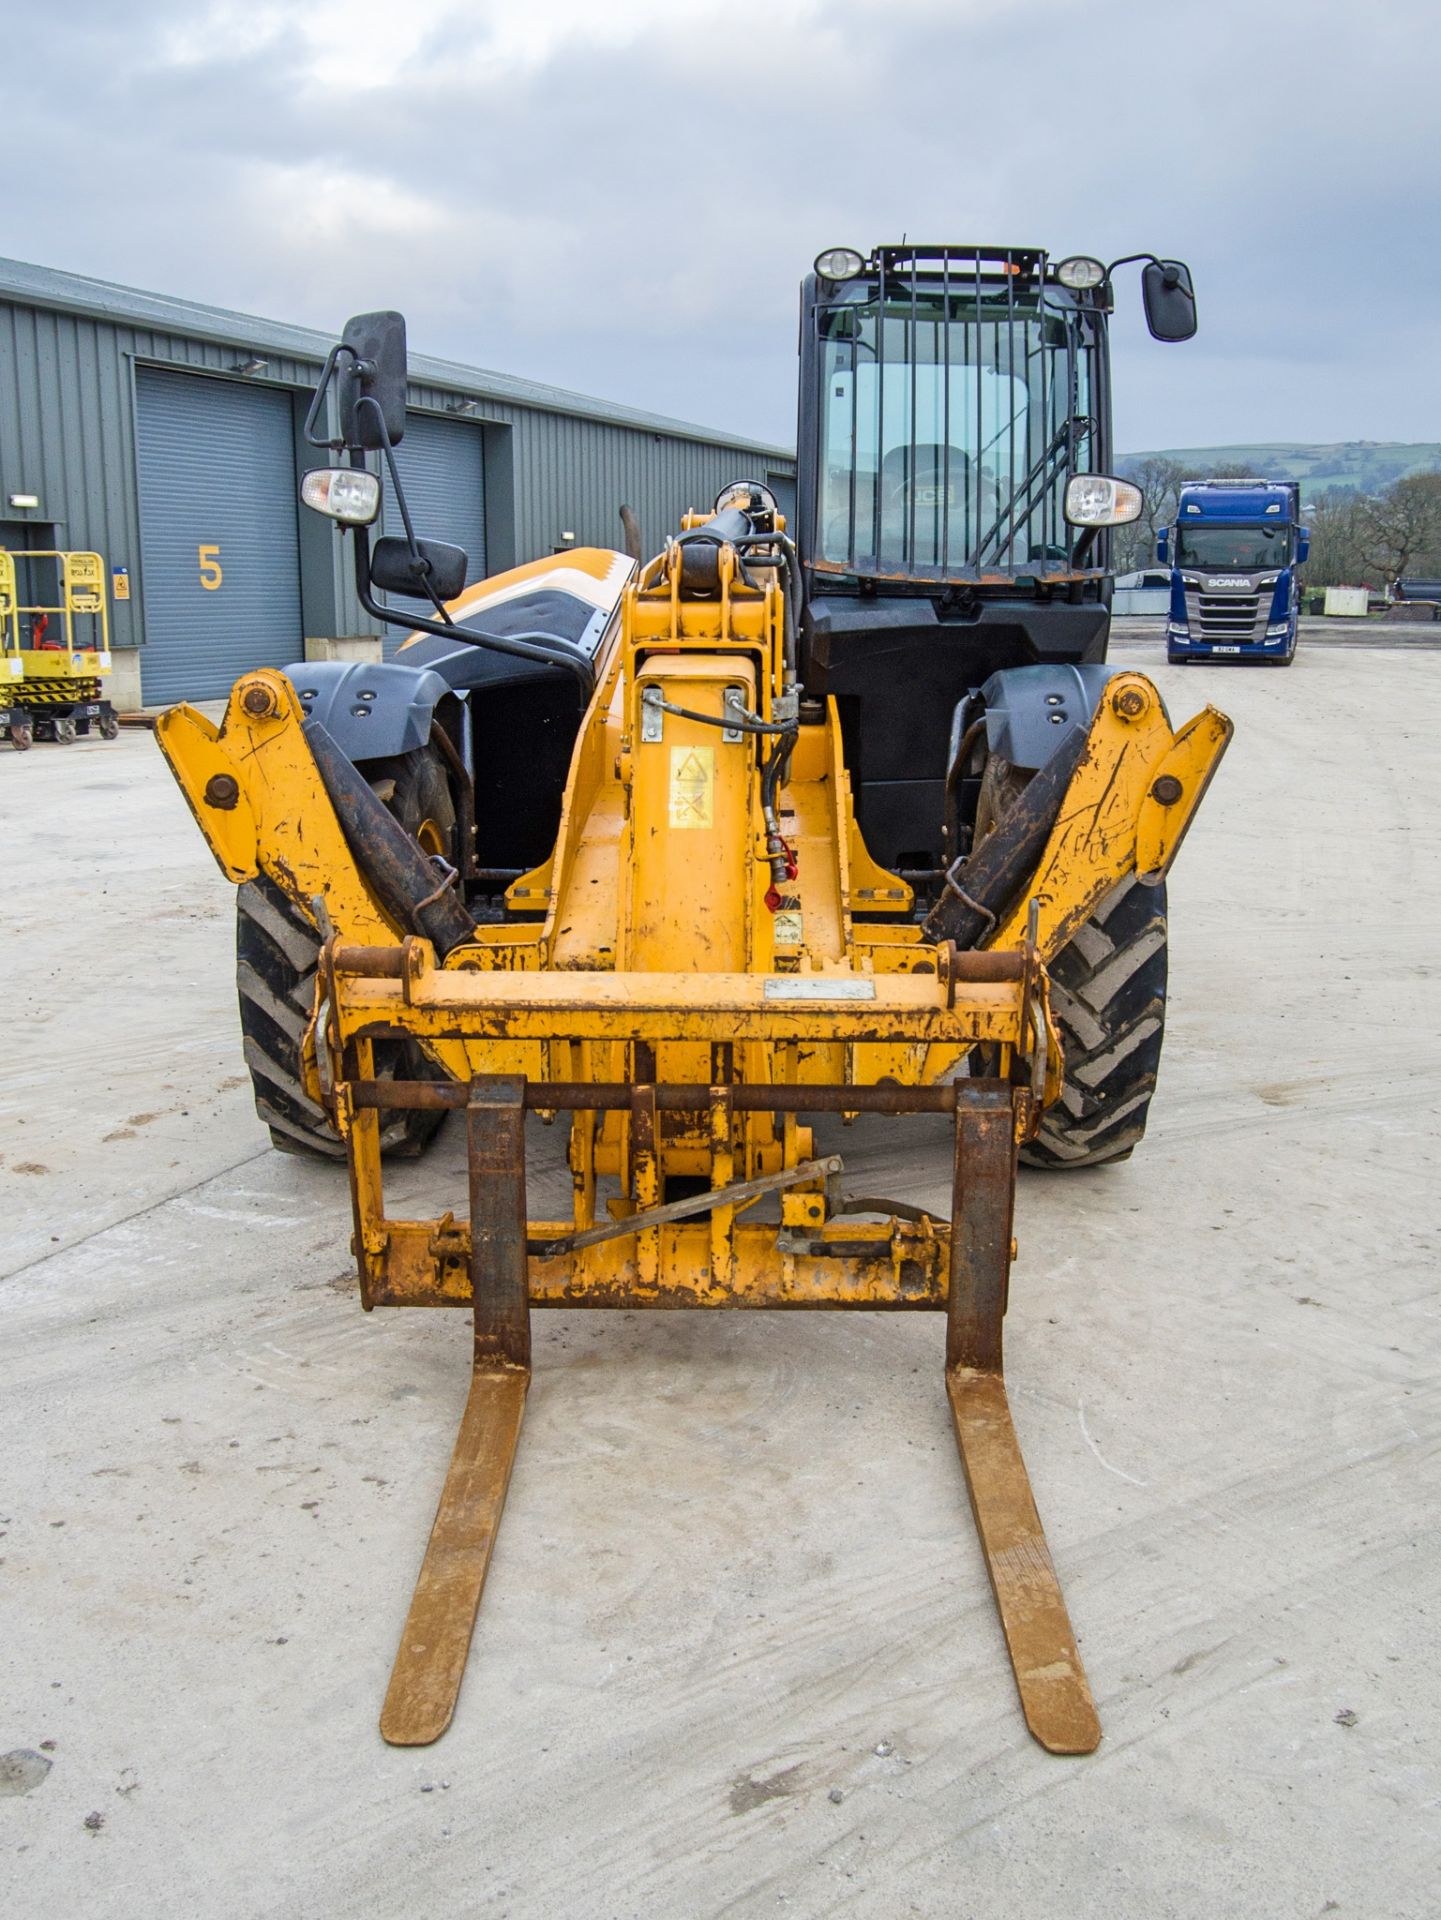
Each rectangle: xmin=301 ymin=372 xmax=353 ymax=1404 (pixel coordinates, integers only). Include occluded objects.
xmin=1159 ymin=478 xmax=1309 ymax=665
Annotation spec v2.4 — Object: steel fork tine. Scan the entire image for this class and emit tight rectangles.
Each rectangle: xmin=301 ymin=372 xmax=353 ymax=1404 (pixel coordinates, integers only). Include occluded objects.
xmin=380 ymin=1077 xmax=531 ymax=1746
xmin=946 ymin=1085 xmax=1100 ymax=1755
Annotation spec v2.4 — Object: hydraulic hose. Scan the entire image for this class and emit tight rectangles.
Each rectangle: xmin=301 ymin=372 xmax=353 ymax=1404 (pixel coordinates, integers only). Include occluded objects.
xmin=922 ymin=721 xmax=1089 ymax=949
xmin=306 ymin=720 xmax=477 ymax=957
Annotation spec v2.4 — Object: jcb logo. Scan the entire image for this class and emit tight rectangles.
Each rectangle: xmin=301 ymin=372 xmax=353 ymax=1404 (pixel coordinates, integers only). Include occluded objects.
xmin=198 ymin=544 xmax=223 ymax=591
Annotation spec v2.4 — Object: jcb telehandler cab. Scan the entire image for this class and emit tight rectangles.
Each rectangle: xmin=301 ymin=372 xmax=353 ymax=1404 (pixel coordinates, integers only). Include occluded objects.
xmin=158 ymin=244 xmax=1227 ymax=1755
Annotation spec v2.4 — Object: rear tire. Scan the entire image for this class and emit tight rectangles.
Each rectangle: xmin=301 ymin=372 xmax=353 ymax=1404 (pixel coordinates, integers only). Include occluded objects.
xmin=1020 ymin=874 xmax=1168 ymax=1169
xmin=236 ymin=743 xmax=457 ymax=1160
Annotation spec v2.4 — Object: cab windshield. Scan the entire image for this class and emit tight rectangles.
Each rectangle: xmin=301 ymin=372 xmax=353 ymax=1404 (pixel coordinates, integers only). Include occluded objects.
xmin=1176 ymin=523 xmax=1291 ymax=570
xmin=816 ymin=290 xmax=1094 ymax=576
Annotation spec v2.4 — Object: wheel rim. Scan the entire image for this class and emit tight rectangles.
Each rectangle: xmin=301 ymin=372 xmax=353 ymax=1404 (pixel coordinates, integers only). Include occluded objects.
xmin=416 ymin=818 xmax=447 ymax=858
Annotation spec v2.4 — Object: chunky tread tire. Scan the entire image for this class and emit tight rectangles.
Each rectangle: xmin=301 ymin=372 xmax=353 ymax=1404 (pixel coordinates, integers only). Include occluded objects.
xmin=1020 ymin=872 xmax=1169 ymax=1169
xmin=235 ymin=745 xmax=456 ymax=1161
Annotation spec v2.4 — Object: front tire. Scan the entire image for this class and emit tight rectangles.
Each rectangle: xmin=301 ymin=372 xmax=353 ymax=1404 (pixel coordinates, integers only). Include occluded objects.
xmin=1021 ymin=874 xmax=1168 ymax=1169
xmin=235 ymin=743 xmax=457 ymax=1160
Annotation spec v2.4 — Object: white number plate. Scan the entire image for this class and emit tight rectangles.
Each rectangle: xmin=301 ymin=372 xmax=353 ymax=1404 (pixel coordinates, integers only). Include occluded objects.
xmin=763 ymin=977 xmax=876 ymax=1001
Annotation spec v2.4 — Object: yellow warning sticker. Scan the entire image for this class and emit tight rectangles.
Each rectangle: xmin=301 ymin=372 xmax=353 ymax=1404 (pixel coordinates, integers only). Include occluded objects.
xmin=669 ymin=744 xmax=714 ymax=829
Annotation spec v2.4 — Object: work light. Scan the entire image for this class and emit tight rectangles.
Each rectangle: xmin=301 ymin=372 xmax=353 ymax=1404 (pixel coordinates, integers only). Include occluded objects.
xmin=301 ymin=467 xmax=382 ymax=525
xmin=1064 ymin=474 xmax=1143 ymax=526
xmin=814 ymin=247 xmax=865 ymax=282
xmin=1056 ymin=256 xmax=1106 ymax=291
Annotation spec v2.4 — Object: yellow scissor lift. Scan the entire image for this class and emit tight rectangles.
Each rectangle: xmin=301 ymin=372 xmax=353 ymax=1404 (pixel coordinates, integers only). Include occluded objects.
xmin=0 ymin=550 xmax=118 ymax=750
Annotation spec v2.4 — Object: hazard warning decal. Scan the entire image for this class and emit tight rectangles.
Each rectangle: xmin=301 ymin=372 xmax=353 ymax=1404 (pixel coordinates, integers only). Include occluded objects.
xmin=668 ymin=744 xmax=715 ymax=829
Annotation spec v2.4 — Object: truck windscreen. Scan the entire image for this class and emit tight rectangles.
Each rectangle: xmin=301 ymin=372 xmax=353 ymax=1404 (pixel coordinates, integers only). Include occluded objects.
xmin=1176 ymin=524 xmax=1291 ymax=570
xmin=817 ymin=293 xmax=1094 ymax=577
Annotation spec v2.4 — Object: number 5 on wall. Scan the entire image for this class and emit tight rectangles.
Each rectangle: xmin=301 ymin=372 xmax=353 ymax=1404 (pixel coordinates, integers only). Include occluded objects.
xmin=198 ymin=543 xmax=223 ymax=591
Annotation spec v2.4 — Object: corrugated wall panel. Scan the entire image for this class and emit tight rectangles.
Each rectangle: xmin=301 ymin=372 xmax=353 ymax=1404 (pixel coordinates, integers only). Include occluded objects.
xmin=134 ymin=367 xmax=302 ymax=702
xmin=0 ymin=285 xmax=794 ymax=688
xmin=504 ymin=406 xmax=770 ymax=567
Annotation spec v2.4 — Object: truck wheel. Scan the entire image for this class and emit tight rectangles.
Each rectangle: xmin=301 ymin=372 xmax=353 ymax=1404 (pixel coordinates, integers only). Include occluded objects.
xmin=236 ymin=743 xmax=457 ymax=1160
xmin=10 ymin=722 xmax=32 ymax=751
xmin=1021 ymin=873 xmax=1168 ymax=1169
xmin=53 ymin=715 xmax=77 ymax=745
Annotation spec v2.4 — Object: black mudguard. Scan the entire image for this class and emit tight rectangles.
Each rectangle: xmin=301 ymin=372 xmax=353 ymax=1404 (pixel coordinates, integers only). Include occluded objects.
xmin=973 ymin=661 xmax=1118 ymax=772
xmin=289 ymin=659 xmax=453 ymax=761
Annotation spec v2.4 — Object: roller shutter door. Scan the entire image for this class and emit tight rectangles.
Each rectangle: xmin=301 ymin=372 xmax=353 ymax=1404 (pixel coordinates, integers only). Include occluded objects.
xmin=766 ymin=470 xmax=798 ymax=527
xmin=135 ymin=368 xmax=303 ymax=703
xmin=381 ymin=412 xmax=487 ymax=657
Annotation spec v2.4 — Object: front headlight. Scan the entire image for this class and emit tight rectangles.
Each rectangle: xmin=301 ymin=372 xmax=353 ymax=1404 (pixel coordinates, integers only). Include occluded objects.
xmin=1064 ymin=474 xmax=1143 ymax=527
xmin=1056 ymin=255 xmax=1106 ymax=291
xmin=301 ymin=466 xmax=381 ymax=525
xmin=1266 ymin=620 xmax=1290 ymax=637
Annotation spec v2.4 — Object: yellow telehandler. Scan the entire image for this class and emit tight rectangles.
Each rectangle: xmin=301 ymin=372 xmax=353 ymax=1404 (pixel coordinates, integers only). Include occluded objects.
xmin=158 ymin=246 xmax=1229 ymax=1755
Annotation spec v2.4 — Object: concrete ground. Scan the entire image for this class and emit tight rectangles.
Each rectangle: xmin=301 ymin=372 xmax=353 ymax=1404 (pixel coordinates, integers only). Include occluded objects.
xmin=3 ymin=633 xmax=1438 ymax=1920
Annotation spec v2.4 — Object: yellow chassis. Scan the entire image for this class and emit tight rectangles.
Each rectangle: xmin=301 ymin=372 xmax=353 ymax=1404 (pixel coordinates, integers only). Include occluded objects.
xmin=157 ymin=540 xmax=1230 ymax=1754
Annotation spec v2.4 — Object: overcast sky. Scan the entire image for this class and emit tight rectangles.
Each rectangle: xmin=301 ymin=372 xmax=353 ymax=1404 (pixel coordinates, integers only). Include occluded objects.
xmin=5 ymin=0 xmax=1435 ymax=453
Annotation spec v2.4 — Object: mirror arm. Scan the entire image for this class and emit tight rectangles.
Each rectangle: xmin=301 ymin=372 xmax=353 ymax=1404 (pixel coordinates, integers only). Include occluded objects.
xmin=1069 ymin=526 xmax=1099 ymax=569
xmin=304 ymin=343 xmax=357 ymax=450
xmin=352 ymin=402 xmax=429 ymax=561
xmin=349 ymin=525 xmax=596 ymax=697
xmin=1104 ymin=251 xmax=1160 ymax=277
xmin=345 ymin=428 xmax=458 ymax=630
xmin=1105 ymin=251 xmax=1197 ymax=309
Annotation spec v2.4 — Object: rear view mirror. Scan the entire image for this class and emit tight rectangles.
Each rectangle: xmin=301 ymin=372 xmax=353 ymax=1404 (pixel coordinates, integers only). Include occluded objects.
xmin=1297 ymin=528 xmax=1311 ymax=564
xmin=1156 ymin=529 xmax=1169 ymax=564
xmin=370 ymin=535 xmax=468 ymax=603
xmin=1142 ymin=261 xmax=1197 ymax=342
xmin=338 ymin=311 xmax=408 ymax=450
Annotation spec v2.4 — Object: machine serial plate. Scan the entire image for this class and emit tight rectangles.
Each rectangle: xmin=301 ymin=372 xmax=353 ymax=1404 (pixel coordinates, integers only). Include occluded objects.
xmin=762 ymin=977 xmax=876 ymax=1001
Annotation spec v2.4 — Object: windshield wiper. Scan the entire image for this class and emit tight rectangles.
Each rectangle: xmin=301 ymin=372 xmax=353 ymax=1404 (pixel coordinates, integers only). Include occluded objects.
xmin=976 ymin=415 xmax=1091 ymax=565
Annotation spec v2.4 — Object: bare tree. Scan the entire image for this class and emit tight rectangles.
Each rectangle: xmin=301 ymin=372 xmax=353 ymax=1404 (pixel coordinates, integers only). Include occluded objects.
xmin=1359 ymin=472 xmax=1441 ymax=585
xmin=1114 ymin=454 xmax=1191 ymax=574
xmin=1304 ymin=488 xmax=1369 ymax=588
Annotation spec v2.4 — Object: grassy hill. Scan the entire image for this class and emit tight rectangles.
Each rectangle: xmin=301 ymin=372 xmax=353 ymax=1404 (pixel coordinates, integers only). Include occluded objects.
xmin=1119 ymin=442 xmax=1441 ymax=497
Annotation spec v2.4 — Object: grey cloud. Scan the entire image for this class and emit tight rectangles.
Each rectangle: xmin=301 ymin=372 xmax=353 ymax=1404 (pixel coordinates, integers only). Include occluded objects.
xmin=2 ymin=0 xmax=1436 ymax=451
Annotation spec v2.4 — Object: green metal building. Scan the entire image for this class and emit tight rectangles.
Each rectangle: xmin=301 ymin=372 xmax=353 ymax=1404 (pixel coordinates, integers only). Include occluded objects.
xmin=0 ymin=257 xmax=795 ymax=708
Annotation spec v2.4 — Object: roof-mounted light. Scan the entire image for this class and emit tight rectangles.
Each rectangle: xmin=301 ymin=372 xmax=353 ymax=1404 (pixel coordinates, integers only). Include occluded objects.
xmin=814 ymin=247 xmax=865 ymax=282
xmin=1056 ymin=255 xmax=1106 ymax=291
